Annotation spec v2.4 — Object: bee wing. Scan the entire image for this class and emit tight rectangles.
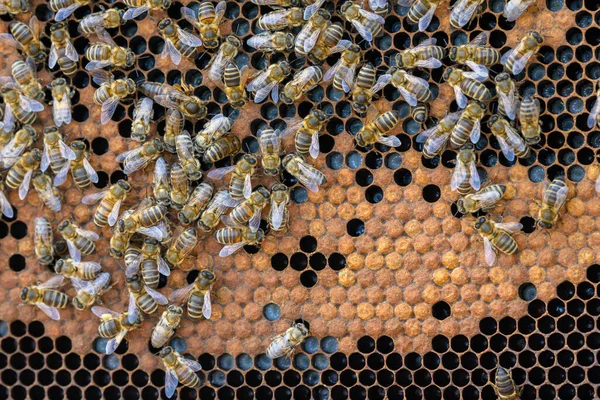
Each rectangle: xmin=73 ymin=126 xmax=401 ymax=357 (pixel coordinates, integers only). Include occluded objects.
xmin=304 ymin=29 xmax=321 ymax=53
xmin=127 ymin=293 xmax=139 ymax=322
xmin=324 ymin=59 xmax=342 ymax=82
xmin=418 ymin=5 xmax=437 ymax=32
xmin=38 ymin=275 xmax=65 ymax=289
xmin=66 ymin=238 xmax=82 ymax=262
xmin=85 ymin=60 xmax=113 ymax=71
xmin=78 ymin=14 xmax=105 ymax=33
xmin=36 ymin=303 xmax=60 ymax=321
xmin=101 ymin=96 xmax=120 ymax=125
xmin=588 ymin=97 xmax=600 ymax=129
xmin=116 ymin=147 xmax=142 ymax=163
xmin=106 ymin=329 xmax=127 ymax=355
xmin=416 ymin=125 xmax=438 ymax=143
xmin=55 ymin=3 xmax=80 ymax=21
xmin=202 ymin=291 xmax=212 ymax=319
xmin=271 ymin=83 xmax=280 ymax=103
xmin=358 ymin=8 xmax=385 ymax=23
xmin=425 ymin=131 xmax=450 ymax=153
xmin=208 ymin=52 xmax=226 ymax=82
xmin=76 ymin=228 xmax=99 ymax=241
xmin=498 ymin=89 xmax=517 ymax=121
xmin=595 ymin=173 xmax=600 ymax=194
xmin=154 ymin=95 xmax=180 ymax=111
xmin=19 ymin=95 xmax=44 ymax=112
xmin=308 ymin=131 xmax=320 ymax=159
xmin=53 ymin=160 xmax=71 ymax=186
xmin=249 ymin=208 xmax=262 ymax=232
xmin=169 ymin=282 xmax=195 ymax=304
xmin=369 ymin=0 xmax=388 ymax=8
xmin=246 ymin=71 xmax=267 ymax=94
xmin=270 ymin=201 xmax=285 ymax=229
xmin=450 ymin=161 xmax=467 ymax=190
xmin=125 ymin=254 xmax=142 ymax=276
xmin=72 ymin=277 xmax=96 ymax=295
xmin=503 ymin=0 xmax=531 ymax=21
xmin=83 ymin=159 xmax=99 ymax=183
xmin=452 ymin=85 xmax=468 ymax=109
xmin=18 ymin=169 xmax=33 ymax=200
xmin=65 ymin=40 xmax=78 ymax=62
xmin=49 ymin=44 xmax=59 ymax=69
xmin=510 ymin=50 xmax=534 ymax=76
xmin=351 ymin=20 xmax=373 ymax=43
xmin=303 ymin=0 xmax=325 ymax=19
xmin=297 ymin=162 xmax=324 ymax=192
xmin=215 ymin=1 xmax=226 ymax=21
xmin=470 ymin=118 xmax=481 ymax=143
xmin=469 ymin=160 xmax=480 ymax=190
xmin=91 ymin=306 xmax=119 ymax=319
xmin=136 ymin=224 xmax=168 ymax=241
xmin=495 ymin=222 xmax=523 ymax=233
xmin=3 ymin=104 xmax=15 ymax=133
xmin=341 ymin=64 xmax=357 ymax=93
xmin=180 ymin=356 xmax=203 ymax=372
xmin=398 ymin=86 xmax=418 ymax=107
xmin=96 ymin=27 xmax=118 ymax=47
xmin=377 ymin=134 xmax=401 ymax=148
xmin=164 ymin=367 xmax=179 ymax=399
xmin=162 ymin=39 xmax=182 ymax=66
xmin=247 ymin=33 xmax=273 ymax=50
xmin=53 ymin=95 xmax=73 ymax=127
xmin=552 ymin=184 xmax=569 ymax=211
xmin=81 ymin=190 xmax=108 ymax=205
xmin=244 ymin=174 xmax=252 ymax=199
xmin=453 ymin=0 xmax=480 ymax=27
xmin=330 ymin=39 xmax=352 ymax=55
xmin=180 ymin=7 xmax=200 ymax=28
xmin=107 ymin=200 xmax=122 ymax=227
xmin=279 ymin=118 xmax=303 ymax=139
xmin=464 ymin=61 xmax=488 ymax=80
xmin=207 ymin=165 xmax=236 ymax=180
xmin=471 ymin=189 xmax=504 ymax=209
xmin=468 ymin=32 xmax=489 ymax=46
xmin=157 ymin=257 xmax=171 ymax=276
xmin=177 ymin=28 xmax=203 ymax=47
xmin=123 ymin=5 xmax=149 ymax=20
xmin=0 ymin=191 xmax=13 ymax=218
xmin=219 ymin=242 xmax=246 ymax=257
xmin=253 ymin=81 xmax=277 ymax=104
xmin=0 ymin=34 xmax=22 ymax=50
xmin=483 ymin=237 xmax=496 ymax=266
xmin=91 ymin=70 xmax=113 ymax=86
xmin=496 ymin=135 xmax=515 ymax=161
xmin=145 ymin=285 xmax=168 ymax=305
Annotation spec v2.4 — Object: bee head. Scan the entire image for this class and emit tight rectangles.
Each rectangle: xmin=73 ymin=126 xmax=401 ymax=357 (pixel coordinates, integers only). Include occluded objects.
xmin=31 ymin=148 xmax=42 ymax=161
xmin=57 ymin=220 xmax=69 ymax=231
xmin=201 ymin=269 xmax=216 ymax=283
xmin=279 ymin=61 xmax=291 ymax=75
xmin=71 ymin=140 xmax=86 ymax=151
xmin=227 ymin=36 xmax=241 ymax=47
xmin=442 ymin=67 xmax=454 ymax=81
xmin=54 ymin=259 xmax=65 ymax=274
xmin=494 ymin=72 xmax=509 ymax=83
xmin=271 ymin=182 xmax=286 ymax=192
xmin=118 ymin=180 xmax=132 ymax=192
xmin=294 ymin=322 xmax=309 ymax=336
xmin=244 ymin=154 xmax=257 ymax=165
xmin=20 ymin=287 xmax=29 ymax=301
xmin=162 ymin=0 xmax=171 ymax=9
xmin=532 ymin=31 xmax=543 ymax=43
xmin=488 ymin=114 xmax=499 ymax=126
xmin=474 ymin=216 xmax=487 ymax=229
xmin=538 ymin=220 xmax=553 ymax=229
xmin=178 ymin=212 xmax=190 ymax=225
xmin=448 ymin=47 xmax=457 ymax=61
xmin=159 ymin=346 xmax=173 ymax=358
xmin=256 ymin=186 xmax=271 ymax=199
xmin=152 ymin=139 xmax=165 ymax=153
xmin=455 ymin=198 xmax=466 ymax=214
xmin=340 ymin=2 xmax=351 ymax=13
xmin=167 ymin=305 xmax=183 ymax=314
xmin=72 ymin=298 xmax=85 ymax=311
xmin=158 ymin=18 xmax=171 ymax=30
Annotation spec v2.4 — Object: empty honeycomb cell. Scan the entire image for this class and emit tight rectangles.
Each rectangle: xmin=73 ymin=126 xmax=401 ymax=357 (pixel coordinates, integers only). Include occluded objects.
xmin=356 ymin=169 xmax=373 ymax=187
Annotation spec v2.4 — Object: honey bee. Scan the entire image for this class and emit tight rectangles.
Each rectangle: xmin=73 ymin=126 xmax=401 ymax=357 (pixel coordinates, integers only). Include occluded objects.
xmin=153 ymin=157 xmax=170 ymax=206
xmin=280 ymin=66 xmax=324 ymax=104
xmin=163 ymin=109 xmax=184 ymax=152
xmin=21 ymin=276 xmax=68 ymax=321
xmin=294 ymin=9 xmax=330 ymax=56
xmin=340 ymin=1 xmax=384 ymax=42
xmin=503 ymin=0 xmax=535 ymax=22
xmin=267 ymin=321 xmax=310 ymax=359
xmin=207 ymin=154 xmax=258 ymax=201
xmin=222 ymin=63 xmax=249 ymax=109
xmin=119 ymin=202 xmax=170 ymax=241
xmin=349 ymin=64 xmax=392 ymax=116
xmin=72 ymin=272 xmax=112 ymax=311
xmin=518 ymin=95 xmax=541 ymax=144
xmin=247 ymin=61 xmax=292 ymax=103
xmin=165 ymin=228 xmax=198 ymax=266
xmin=194 ymin=114 xmax=233 ymax=152
xmin=501 ymin=31 xmax=543 ymax=76
xmin=125 ymin=238 xmax=170 ymax=289
xmin=32 ymin=171 xmax=62 ymax=213
xmin=416 ymin=111 xmax=462 ymax=158
xmin=281 ymin=109 xmax=328 ymax=160
xmin=79 ymin=8 xmax=124 ymax=35
xmin=197 ymin=190 xmax=237 ymax=232
xmin=324 ymin=44 xmax=361 ymax=94
xmin=50 ymin=0 xmax=90 ymax=21
xmin=398 ymin=0 xmax=442 ymax=32
xmin=109 ymin=211 xmax=135 ymax=257
xmin=126 ymin=273 xmax=168 ymax=316
xmin=34 ymin=217 xmax=53 ymax=265
xmin=256 ymin=128 xmax=283 ymax=174
xmin=474 ymin=216 xmax=521 ymax=266
xmin=222 ymin=186 xmax=270 ymax=232
xmin=257 ymin=7 xmax=304 ymax=31
xmin=493 ymin=367 xmax=521 ymax=400
xmin=169 ymin=268 xmax=216 ymax=319
xmin=449 ymin=0 xmax=483 ymax=28
xmin=207 ymin=36 xmax=242 ymax=84
xmin=203 ymin=135 xmax=241 ymax=164
xmin=57 ymin=220 xmax=99 ymax=262
xmin=268 ymin=183 xmax=290 ymax=233
xmin=123 ymin=0 xmax=171 ymax=20
xmin=175 ymin=131 xmax=202 ymax=181
xmin=442 ymin=66 xmax=492 ymax=109
xmin=140 ymin=82 xmax=207 ymax=120
xmin=0 ymin=179 xmax=13 ymax=219
xmin=456 ymin=184 xmax=507 ymax=214
xmin=450 ymin=101 xmax=485 ymax=149
xmin=91 ymin=70 xmax=136 ymax=125
xmin=451 ymin=144 xmax=480 ymax=195
xmin=6 ymin=148 xmax=41 ymax=200
xmin=6 ymin=59 xmax=44 ymax=103
xmin=82 ymin=180 xmax=132 ymax=227
xmin=151 ymin=305 xmax=183 ymax=348
xmin=0 ymin=124 xmax=37 ymax=169
xmin=40 ymin=125 xmax=75 ymax=174
xmin=181 ymin=1 xmax=226 ymax=50
xmin=48 ymin=22 xmax=79 ymax=76
xmin=307 ymin=23 xmax=352 ymax=65
xmin=55 ymin=258 xmax=102 ymax=281
xmin=394 ymin=38 xmax=444 ymax=70
xmin=0 ymin=83 xmax=42 ymax=132
xmin=54 ymin=140 xmax=98 ymax=189
xmin=248 ymin=32 xmax=295 ymax=53
xmin=50 ymin=78 xmax=74 ymax=127
xmin=117 ymin=138 xmax=165 ymax=175
xmin=178 ymin=183 xmax=213 ymax=225
xmin=412 ymin=103 xmax=430 ymax=125
xmin=538 ymin=176 xmax=568 ymax=229
xmin=488 ymin=115 xmax=531 ymax=161
xmin=158 ymin=18 xmax=202 ymax=66
xmin=494 ymin=72 xmax=518 ymax=121
xmin=92 ymin=303 xmax=143 ymax=355
xmin=159 ymin=347 xmax=203 ymax=398
xmin=282 ymin=153 xmax=327 ymax=192
xmin=129 ymin=97 xmax=154 ymax=142
xmin=85 ymin=28 xmax=136 ymax=71
xmin=355 ymin=109 xmax=402 ymax=148
xmin=449 ymin=32 xmax=499 ymax=80
xmin=169 ymin=162 xmax=190 ymax=210
xmin=0 ymin=0 xmax=29 ymax=17
xmin=389 ymin=67 xmax=433 ymax=107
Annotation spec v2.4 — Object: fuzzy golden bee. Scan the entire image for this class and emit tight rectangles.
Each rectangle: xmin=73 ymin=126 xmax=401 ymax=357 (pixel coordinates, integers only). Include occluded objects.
xmin=416 ymin=111 xmax=462 ymax=159
xmin=123 ymin=0 xmax=171 ymax=20
xmin=449 ymin=32 xmax=499 ymax=80
xmin=492 ymin=367 xmax=521 ymax=400
xmin=55 ymin=259 xmax=102 ymax=281
xmin=165 ymin=227 xmax=199 ymax=266
xmin=169 ymin=162 xmax=190 ymax=210
xmin=34 ymin=217 xmax=54 ymax=265
xmin=474 ymin=216 xmax=522 ymax=266
xmin=163 ymin=109 xmax=185 ymax=152
xmin=72 ymin=272 xmax=112 ymax=311
xmin=48 ymin=22 xmax=79 ymax=76
xmin=6 ymin=59 xmax=44 ymax=103
xmin=0 ymin=124 xmax=38 ymax=169
xmin=268 ymin=183 xmax=290 ymax=233
xmin=389 ymin=67 xmax=433 ymax=106
xmin=85 ymin=28 xmax=135 ymax=71
xmin=50 ymin=78 xmax=74 ymax=127
xmin=247 ymin=61 xmax=291 ymax=103
xmin=395 ymin=38 xmax=444 ymax=70
xmin=349 ymin=63 xmax=392 ymax=116
xmin=248 ymin=32 xmax=295 ymax=53
xmin=92 ymin=303 xmax=143 ymax=355
xmin=21 ymin=276 xmax=69 ymax=321
xmin=280 ymin=109 xmax=328 ymax=160
xmin=340 ymin=1 xmax=384 ymax=43
xmin=538 ymin=176 xmax=568 ymax=229
xmin=130 ymin=97 xmax=154 ymax=142
xmin=6 ymin=148 xmax=41 ymax=200
xmin=398 ymin=0 xmax=442 ymax=32
xmin=32 ymin=171 xmax=62 ymax=213
xmin=50 ymin=0 xmax=90 ymax=21
xmin=169 ymin=268 xmax=216 ymax=319
xmin=207 ymin=36 xmax=242 ymax=83
xmin=197 ymin=190 xmax=237 ymax=232
xmin=126 ymin=273 xmax=168 ymax=316
xmin=449 ymin=0 xmax=484 ymax=28
xmin=178 ymin=182 xmax=214 ymax=225
xmin=139 ymin=82 xmax=207 ymax=120
xmin=159 ymin=347 xmax=203 ymax=398
xmin=488 ymin=115 xmax=531 ymax=161
xmin=518 ymin=95 xmax=541 ymax=145
xmin=54 ymin=140 xmax=98 ymax=189
xmin=82 ymin=180 xmax=132 ymax=227
xmin=456 ymin=184 xmax=507 ymax=214
xmin=91 ymin=70 xmax=137 ymax=125
xmin=257 ymin=7 xmax=304 ymax=31
xmin=450 ymin=101 xmax=485 ymax=149
xmin=57 ymin=220 xmax=99 ymax=262
xmin=176 ymin=131 xmax=202 ymax=181
xmin=117 ymin=138 xmax=164 ymax=175
xmin=282 ymin=153 xmax=327 ymax=193
xmin=79 ymin=8 xmax=124 ymax=35
xmin=151 ymin=305 xmax=183 ymax=348
xmin=158 ymin=18 xmax=202 ymax=66
xmin=202 ymin=134 xmax=241 ymax=164
xmin=153 ymin=157 xmax=171 ymax=206
xmin=451 ymin=143 xmax=480 ymax=195
xmin=118 ymin=202 xmax=170 ymax=241
xmin=355 ymin=109 xmax=402 ymax=148
xmin=40 ymin=125 xmax=75 ymax=175
xmin=324 ymin=44 xmax=361 ymax=94
xmin=256 ymin=127 xmax=284 ymax=175
xmin=442 ymin=66 xmax=491 ymax=109
xmin=280 ymin=66 xmax=324 ymax=104
xmin=501 ymin=31 xmax=543 ymax=75
xmin=294 ymin=9 xmax=330 ymax=56
xmin=207 ymin=154 xmax=258 ymax=201
xmin=307 ymin=22 xmax=351 ymax=65
xmin=0 ymin=179 xmax=13 ymax=219
xmin=215 ymin=226 xmax=265 ymax=257
xmin=267 ymin=321 xmax=310 ymax=359
xmin=0 ymin=0 xmax=29 ymax=17
xmin=181 ymin=1 xmax=226 ymax=50
xmin=0 ymin=83 xmax=42 ymax=132
xmin=222 ymin=63 xmax=249 ymax=109
xmin=222 ymin=186 xmax=270 ymax=232
xmin=494 ymin=72 xmax=518 ymax=121
xmin=194 ymin=114 xmax=233 ymax=152
xmin=503 ymin=0 xmax=535 ymax=22
xmin=125 ymin=238 xmax=170 ymax=289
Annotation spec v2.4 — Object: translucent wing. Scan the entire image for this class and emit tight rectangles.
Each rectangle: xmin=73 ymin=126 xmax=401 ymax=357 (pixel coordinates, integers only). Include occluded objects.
xmin=249 ymin=208 xmax=262 ymax=232
xmin=3 ymin=104 xmax=15 ymax=133
xmin=116 ymin=147 xmax=142 ymax=163
xmin=471 ymin=189 xmax=503 ymax=209
xmin=19 ymin=95 xmax=44 ymax=112
xmin=496 ymin=136 xmax=515 ymax=161
xmin=66 ymin=238 xmax=81 ymax=262
xmin=253 ymin=81 xmax=277 ymax=103
xmin=164 ymin=367 xmax=179 ymax=399
xmin=37 ymin=275 xmax=65 ymax=289
xmin=145 ymin=286 xmax=168 ymax=305
xmin=59 ymin=139 xmax=76 ymax=160
xmin=309 ymin=131 xmax=320 ymax=159
xmin=219 ymin=242 xmax=245 ymax=257
xmin=36 ymin=303 xmax=60 ymax=320
xmin=89 ymin=272 xmax=110 ymax=294
xmin=53 ymin=160 xmax=71 ymax=186
xmin=243 ymin=174 xmax=252 ymax=199
xmin=303 ymin=0 xmax=325 ymax=19
xmin=208 ymin=51 xmax=226 ymax=82
xmin=214 ymin=1 xmax=226 ymax=22
xmin=157 ymin=257 xmax=170 ymax=276
xmin=271 ymin=201 xmax=285 ymax=229
xmin=450 ymin=161 xmax=467 ymax=190
xmin=125 ymin=254 xmax=142 ymax=276
xmin=296 ymin=162 xmax=323 ymax=192
xmin=247 ymin=71 xmax=269 ymax=93
xmin=91 ymin=70 xmax=113 ymax=86
xmin=503 ymin=0 xmax=532 ymax=21
xmin=107 ymin=200 xmax=122 ymax=227
xmin=177 ymin=28 xmax=203 ymax=47
xmin=202 ymin=291 xmax=212 ymax=319
xmin=280 ymin=118 xmax=303 ymax=138
xmin=377 ymin=134 xmax=401 ymax=147
xmin=78 ymin=14 xmax=105 ymax=33
xmin=180 ymin=357 xmax=202 ymax=372
xmin=155 ymin=157 xmax=170 ymax=183
xmin=351 ymin=20 xmax=373 ymax=43
xmin=415 ymin=58 xmax=442 ymax=68
xmin=303 ymin=29 xmax=321 ymax=53
xmin=453 ymin=0 xmax=480 ymax=27
xmin=154 ymin=95 xmax=179 ymax=110
xmin=92 ymin=306 xmax=119 ymax=319
xmin=0 ymin=191 xmax=13 ymax=218
xmin=247 ymin=33 xmax=273 ymax=50
xmin=468 ymin=32 xmax=489 ymax=46
xmin=76 ymin=228 xmax=99 ymax=241
xmin=510 ymin=50 xmax=534 ymax=75
xmin=330 ymin=40 xmax=352 ymax=54
xmin=418 ymin=5 xmax=437 ymax=32
xmin=324 ymin=59 xmax=342 ymax=82
xmin=358 ymin=8 xmax=385 ymax=23
xmin=425 ymin=132 xmax=450 ymax=153
xmin=101 ymin=96 xmax=120 ymax=125
xmin=0 ymin=34 xmax=22 ymax=50
xmin=470 ymin=119 xmax=481 ymax=143
xmin=96 ymin=27 xmax=118 ymax=47
xmin=18 ymin=169 xmax=33 ymax=200
xmin=83 ymin=159 xmax=99 ymax=183
xmin=127 ymin=293 xmax=139 ymax=322
xmin=398 ymin=86 xmax=418 ymax=107
xmin=85 ymin=60 xmax=113 ymax=71
xmin=169 ymin=282 xmax=195 ymax=303
xmin=136 ymin=225 xmax=168 ymax=241
xmin=469 ymin=160 xmax=480 ymax=190
xmin=453 ymin=85 xmax=468 ymax=109
xmin=416 ymin=125 xmax=438 ymax=143
xmin=181 ymin=6 xmax=199 ymax=27
xmin=483 ymin=237 xmax=496 ymax=266
xmin=49 ymin=44 xmax=58 ymax=69
xmin=495 ymin=222 xmax=523 ymax=233
xmin=123 ymin=5 xmax=149 ymax=20
xmin=550 ymin=184 xmax=569 ymax=210
xmin=499 ymin=89 xmax=517 ymax=120
xmin=271 ymin=83 xmax=279 ymax=103
xmin=106 ymin=329 xmax=127 ymax=355
xmin=65 ymin=40 xmax=78 ymax=62
xmin=162 ymin=39 xmax=182 ymax=66
xmin=464 ymin=61 xmax=488 ymax=80
xmin=55 ymin=3 xmax=80 ymax=21
xmin=81 ymin=191 xmax=108 ymax=205
xmin=207 ymin=165 xmax=236 ymax=179
xmin=71 ymin=277 xmax=95 ymax=295
xmin=369 ymin=0 xmax=388 ymax=8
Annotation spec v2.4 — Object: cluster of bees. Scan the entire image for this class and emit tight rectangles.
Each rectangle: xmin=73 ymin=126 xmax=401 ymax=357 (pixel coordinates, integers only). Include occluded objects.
xmin=0 ymin=0 xmax=592 ymax=396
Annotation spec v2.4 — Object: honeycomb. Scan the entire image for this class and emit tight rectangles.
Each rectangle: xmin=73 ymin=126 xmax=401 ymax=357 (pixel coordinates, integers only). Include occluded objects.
xmin=1 ymin=0 xmax=600 ymax=396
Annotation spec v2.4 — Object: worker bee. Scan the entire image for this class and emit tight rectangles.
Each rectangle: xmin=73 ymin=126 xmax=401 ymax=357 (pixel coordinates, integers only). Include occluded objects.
xmin=91 ymin=70 xmax=137 ymax=125
xmin=126 ymin=273 xmax=168 ymax=316
xmin=307 ymin=22 xmax=352 ymax=65
xmin=207 ymin=36 xmax=242 ymax=83
xmin=117 ymin=138 xmax=164 ymax=175
xmin=153 ymin=157 xmax=170 ymax=206
xmin=54 ymin=140 xmax=98 ymax=189
xmin=281 ymin=109 xmax=328 ymax=160
xmin=55 ymin=258 xmax=102 ymax=281
xmin=324 ymin=44 xmax=361 ymax=94
xmin=0 ymin=124 xmax=37 ymax=169
xmin=248 ymin=32 xmax=295 ymax=53
xmin=256 ymin=128 xmax=283 ymax=174
xmin=247 ymin=61 xmax=292 ymax=103
xmin=92 ymin=303 xmax=143 ymax=355
xmin=538 ymin=176 xmax=568 ymax=229
xmin=222 ymin=186 xmax=270 ymax=232
xmin=355 ymin=109 xmax=402 ymax=148
xmin=50 ymin=78 xmax=74 ymax=127
xmin=72 ymin=272 xmax=112 ymax=311
xmin=294 ymin=9 xmax=330 ymax=56
xmin=449 ymin=32 xmax=499 ymax=80
xmin=169 ymin=162 xmax=190 ymax=210
xmin=175 ymin=131 xmax=202 ymax=181
xmin=503 ymin=0 xmax=535 ymax=22
xmin=159 ymin=347 xmax=203 ymax=398
xmin=82 ymin=180 xmax=132 ymax=227
xmin=194 ymin=114 xmax=233 ymax=152
xmin=34 ymin=217 xmax=53 ymax=265
xmin=163 ymin=110 xmax=184 ymax=152
xmin=456 ymin=184 xmax=507 ymax=214
xmin=394 ymin=38 xmax=444 ymax=70
xmin=79 ymin=8 xmax=124 ymax=35
xmin=282 ymin=153 xmax=327 ymax=192
xmin=519 ymin=95 xmax=541 ymax=144
xmin=140 ymin=82 xmax=207 ymax=120
xmin=165 ymin=228 xmax=198 ymax=266
xmin=442 ymin=67 xmax=492 ymax=109
xmin=197 ymin=190 xmax=237 ymax=232
xmin=181 ymin=1 xmax=226 ymax=50
xmin=398 ymin=0 xmax=442 ymax=32
xmin=48 ymin=22 xmax=79 ymax=76
xmin=488 ymin=115 xmax=531 ymax=161
xmin=349 ymin=64 xmax=392 ymax=116
xmin=125 ymin=238 xmax=170 ymax=289
xmin=202 ymin=135 xmax=241 ymax=164
xmin=158 ymin=18 xmax=202 ymax=66
xmin=32 ymin=171 xmax=62 ymax=213
xmin=85 ymin=28 xmax=135 ymax=71
xmin=0 ymin=179 xmax=13 ymax=219
xmin=57 ymin=220 xmax=99 ymax=262
xmin=169 ymin=268 xmax=215 ymax=318
xmin=21 ymin=276 xmax=68 ymax=321
xmin=123 ymin=0 xmax=171 ymax=20
xmin=178 ymin=183 xmax=213 ymax=225
xmin=8 ymin=58 xmax=44 ymax=103
xmin=151 ymin=305 xmax=183 ymax=348
xmin=6 ymin=148 xmax=41 ymax=200
xmin=40 ymin=125 xmax=75 ymax=175
xmin=416 ymin=111 xmax=462 ymax=158
xmin=492 ymin=367 xmax=521 ymax=400
xmin=340 ymin=1 xmax=384 ymax=42
xmin=257 ymin=7 xmax=304 ymax=31
xmin=222 ymin=63 xmax=249 ymax=109
xmin=207 ymin=154 xmax=258 ymax=201
xmin=474 ymin=216 xmax=522 ymax=266
xmin=0 ymin=83 xmax=42 ymax=132
xmin=119 ymin=202 xmax=170 ymax=241
xmin=268 ymin=183 xmax=290 ymax=233
xmin=494 ymin=72 xmax=518 ymax=121
xmin=389 ymin=67 xmax=433 ymax=107
xmin=109 ymin=211 xmax=135 ymax=257
xmin=0 ymin=0 xmax=29 ymax=18
xmin=450 ymin=0 xmax=484 ymax=28
xmin=267 ymin=321 xmax=310 ymax=359
xmin=50 ymin=0 xmax=91 ymax=21
xmin=501 ymin=31 xmax=543 ymax=76
xmin=412 ymin=103 xmax=430 ymax=124
xmin=451 ymin=144 xmax=480 ymax=195
xmin=130 ymin=97 xmax=154 ymax=142
xmin=450 ymin=101 xmax=485 ymax=149
xmin=280 ymin=66 xmax=324 ymax=104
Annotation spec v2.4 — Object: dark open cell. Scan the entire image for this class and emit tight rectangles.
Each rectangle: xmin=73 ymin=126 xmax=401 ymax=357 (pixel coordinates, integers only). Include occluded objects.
xmin=300 ymin=271 xmax=317 ymax=288
xmin=528 ymin=164 xmax=546 ymax=182
xmin=8 ymin=254 xmax=25 ymax=272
